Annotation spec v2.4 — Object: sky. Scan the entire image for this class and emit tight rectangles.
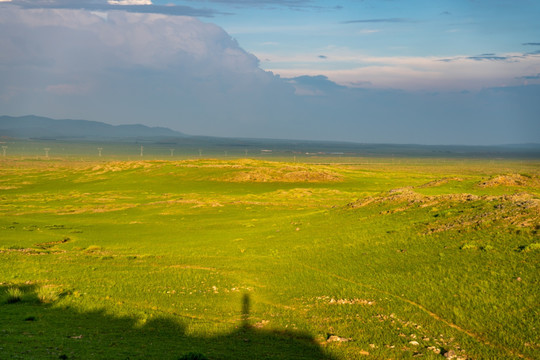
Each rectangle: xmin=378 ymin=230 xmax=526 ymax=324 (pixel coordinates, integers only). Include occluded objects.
xmin=0 ymin=0 xmax=539 ymax=145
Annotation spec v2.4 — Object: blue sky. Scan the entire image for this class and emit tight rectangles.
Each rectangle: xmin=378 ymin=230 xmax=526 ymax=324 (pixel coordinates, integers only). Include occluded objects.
xmin=0 ymin=0 xmax=539 ymax=144
xmin=187 ymin=0 xmax=540 ymax=90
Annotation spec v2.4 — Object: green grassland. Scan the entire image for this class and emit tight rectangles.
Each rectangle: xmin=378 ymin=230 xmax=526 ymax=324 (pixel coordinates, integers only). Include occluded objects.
xmin=0 ymin=157 xmax=538 ymax=359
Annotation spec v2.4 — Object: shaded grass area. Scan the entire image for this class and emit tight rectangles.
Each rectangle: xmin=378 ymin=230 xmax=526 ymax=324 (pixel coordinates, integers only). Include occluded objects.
xmin=1 ymin=285 xmax=331 ymax=360
xmin=0 ymin=157 xmax=539 ymax=359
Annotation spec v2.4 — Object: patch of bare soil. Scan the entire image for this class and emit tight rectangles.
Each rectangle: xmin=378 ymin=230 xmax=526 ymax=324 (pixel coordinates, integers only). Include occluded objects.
xmin=478 ymin=173 xmax=539 ymax=188
xmin=348 ymin=188 xmax=478 ymax=210
xmin=417 ymin=177 xmax=463 ymax=188
xmin=79 ymin=161 xmax=158 ymax=177
xmin=224 ymin=165 xmax=342 ymax=183
xmin=424 ymin=193 xmax=539 ymax=234
xmin=348 ymin=188 xmax=539 ymax=233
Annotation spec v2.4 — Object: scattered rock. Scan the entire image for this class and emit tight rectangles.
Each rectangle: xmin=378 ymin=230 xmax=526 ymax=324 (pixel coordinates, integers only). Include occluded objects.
xmin=253 ymin=320 xmax=269 ymax=328
xmin=409 ymin=340 xmax=419 ymax=346
xmin=326 ymin=297 xmax=375 ymax=305
xmin=326 ymin=335 xmax=352 ymax=343
xmin=443 ymin=349 xmax=457 ymax=359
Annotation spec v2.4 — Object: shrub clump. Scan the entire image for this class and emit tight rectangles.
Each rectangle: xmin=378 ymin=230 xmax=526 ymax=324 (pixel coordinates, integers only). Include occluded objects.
xmin=6 ymin=287 xmax=23 ymax=304
xmin=518 ymin=243 xmax=540 ymax=252
xmin=37 ymin=286 xmax=62 ymax=303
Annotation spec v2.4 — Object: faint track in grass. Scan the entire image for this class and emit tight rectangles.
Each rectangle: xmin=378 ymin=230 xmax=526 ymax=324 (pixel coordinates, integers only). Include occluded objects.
xmin=300 ymin=262 xmax=532 ymax=360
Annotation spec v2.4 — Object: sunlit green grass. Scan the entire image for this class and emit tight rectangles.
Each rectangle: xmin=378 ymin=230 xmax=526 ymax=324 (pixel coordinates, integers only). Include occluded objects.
xmin=0 ymin=157 xmax=538 ymax=359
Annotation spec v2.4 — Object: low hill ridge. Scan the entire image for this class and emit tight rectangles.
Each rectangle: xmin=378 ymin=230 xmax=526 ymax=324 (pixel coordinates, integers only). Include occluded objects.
xmin=0 ymin=115 xmax=186 ymax=140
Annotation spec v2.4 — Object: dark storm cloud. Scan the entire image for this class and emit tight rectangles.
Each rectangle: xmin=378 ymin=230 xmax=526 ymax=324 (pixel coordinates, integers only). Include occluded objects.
xmin=466 ymin=54 xmax=511 ymax=61
xmin=180 ymin=0 xmax=325 ymax=11
xmin=3 ymin=0 xmax=224 ymax=17
xmin=439 ymin=53 xmax=527 ymax=62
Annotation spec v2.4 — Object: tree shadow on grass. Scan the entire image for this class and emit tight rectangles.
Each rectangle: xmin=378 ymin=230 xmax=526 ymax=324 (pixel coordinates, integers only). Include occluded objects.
xmin=0 ymin=286 xmax=336 ymax=360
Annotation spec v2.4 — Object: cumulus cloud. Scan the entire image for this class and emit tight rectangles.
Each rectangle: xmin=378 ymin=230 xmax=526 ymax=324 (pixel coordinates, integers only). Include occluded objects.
xmin=0 ymin=6 xmax=538 ymax=145
xmin=0 ymin=6 xmax=292 ymax=132
xmin=287 ymin=75 xmax=345 ymax=96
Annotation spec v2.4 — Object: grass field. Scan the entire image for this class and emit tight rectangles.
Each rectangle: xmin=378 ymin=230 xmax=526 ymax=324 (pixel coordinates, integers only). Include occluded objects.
xmin=0 ymin=156 xmax=538 ymax=359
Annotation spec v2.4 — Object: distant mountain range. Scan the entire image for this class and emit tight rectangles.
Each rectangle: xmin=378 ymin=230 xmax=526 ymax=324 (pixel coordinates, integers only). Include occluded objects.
xmin=1 ymin=115 xmax=539 ymax=159
xmin=0 ymin=115 xmax=186 ymax=140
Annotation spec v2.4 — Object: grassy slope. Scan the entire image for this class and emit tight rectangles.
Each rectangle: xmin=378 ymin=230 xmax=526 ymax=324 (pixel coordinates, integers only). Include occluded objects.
xmin=0 ymin=158 xmax=538 ymax=359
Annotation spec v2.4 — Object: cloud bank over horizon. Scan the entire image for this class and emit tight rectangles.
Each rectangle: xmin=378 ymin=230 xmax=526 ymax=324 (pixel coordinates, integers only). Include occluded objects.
xmin=0 ymin=4 xmax=539 ymax=145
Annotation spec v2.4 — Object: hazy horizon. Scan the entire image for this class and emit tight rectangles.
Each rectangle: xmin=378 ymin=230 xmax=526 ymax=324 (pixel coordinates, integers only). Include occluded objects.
xmin=1 ymin=0 xmax=539 ymax=145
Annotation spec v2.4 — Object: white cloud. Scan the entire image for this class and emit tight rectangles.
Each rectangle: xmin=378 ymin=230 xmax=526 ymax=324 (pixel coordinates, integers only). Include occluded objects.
xmin=256 ymin=50 xmax=540 ymax=91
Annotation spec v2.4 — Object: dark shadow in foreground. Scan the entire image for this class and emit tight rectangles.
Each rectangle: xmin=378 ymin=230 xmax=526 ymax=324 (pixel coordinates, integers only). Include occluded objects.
xmin=0 ymin=286 xmax=336 ymax=360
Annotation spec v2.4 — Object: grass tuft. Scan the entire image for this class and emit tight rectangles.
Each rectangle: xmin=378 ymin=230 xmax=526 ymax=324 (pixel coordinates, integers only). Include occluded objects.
xmin=6 ymin=287 xmax=23 ymax=304
xmin=36 ymin=286 xmax=62 ymax=303
xmin=85 ymin=245 xmax=102 ymax=253
xmin=460 ymin=243 xmax=478 ymax=250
